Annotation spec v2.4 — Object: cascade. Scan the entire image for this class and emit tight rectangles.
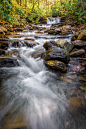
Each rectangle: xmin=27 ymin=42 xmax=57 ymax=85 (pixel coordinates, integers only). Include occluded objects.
xmin=47 ymin=17 xmax=61 ymax=24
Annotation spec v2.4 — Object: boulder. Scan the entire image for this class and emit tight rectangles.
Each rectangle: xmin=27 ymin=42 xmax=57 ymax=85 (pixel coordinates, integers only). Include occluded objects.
xmin=56 ymin=39 xmax=73 ymax=52
xmin=77 ymin=29 xmax=86 ymax=40
xmin=71 ymin=40 xmax=86 ymax=48
xmin=43 ymin=47 xmax=70 ymax=63
xmin=70 ymin=49 xmax=85 ymax=57
xmin=43 ymin=41 xmax=57 ymax=50
xmin=45 ymin=60 xmax=67 ymax=72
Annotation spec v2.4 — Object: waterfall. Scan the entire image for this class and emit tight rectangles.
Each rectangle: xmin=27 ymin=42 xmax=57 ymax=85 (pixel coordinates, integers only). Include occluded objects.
xmin=47 ymin=17 xmax=61 ymax=24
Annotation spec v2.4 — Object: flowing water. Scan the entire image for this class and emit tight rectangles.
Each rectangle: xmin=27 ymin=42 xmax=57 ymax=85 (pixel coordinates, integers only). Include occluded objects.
xmin=0 ymin=18 xmax=86 ymax=129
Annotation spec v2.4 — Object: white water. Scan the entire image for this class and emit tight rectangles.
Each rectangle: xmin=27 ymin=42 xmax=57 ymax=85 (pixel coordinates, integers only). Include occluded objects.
xmin=0 ymin=23 xmax=78 ymax=129
xmin=47 ymin=17 xmax=61 ymax=25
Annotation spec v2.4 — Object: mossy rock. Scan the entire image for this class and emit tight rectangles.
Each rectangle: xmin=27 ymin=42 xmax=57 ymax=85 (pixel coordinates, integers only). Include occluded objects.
xmin=45 ymin=60 xmax=67 ymax=72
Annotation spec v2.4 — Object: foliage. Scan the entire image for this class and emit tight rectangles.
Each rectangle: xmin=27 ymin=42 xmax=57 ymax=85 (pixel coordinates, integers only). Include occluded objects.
xmin=0 ymin=0 xmax=86 ymax=25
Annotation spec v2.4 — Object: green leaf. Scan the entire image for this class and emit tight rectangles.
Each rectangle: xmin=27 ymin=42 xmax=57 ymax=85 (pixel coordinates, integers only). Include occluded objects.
xmin=5 ymin=16 xmax=10 ymax=21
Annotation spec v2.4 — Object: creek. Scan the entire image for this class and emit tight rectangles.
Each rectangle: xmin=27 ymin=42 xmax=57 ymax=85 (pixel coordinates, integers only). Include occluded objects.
xmin=0 ymin=18 xmax=86 ymax=129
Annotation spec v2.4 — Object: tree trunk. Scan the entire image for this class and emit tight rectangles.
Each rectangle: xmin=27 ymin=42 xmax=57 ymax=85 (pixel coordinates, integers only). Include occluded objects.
xmin=20 ymin=0 xmax=21 ymax=6
xmin=80 ymin=0 xmax=84 ymax=11
xmin=32 ymin=0 xmax=35 ymax=12
xmin=25 ymin=0 xmax=27 ymax=7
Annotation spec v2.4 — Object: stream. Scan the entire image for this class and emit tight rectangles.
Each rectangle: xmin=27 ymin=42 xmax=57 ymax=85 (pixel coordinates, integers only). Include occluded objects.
xmin=0 ymin=18 xmax=86 ymax=129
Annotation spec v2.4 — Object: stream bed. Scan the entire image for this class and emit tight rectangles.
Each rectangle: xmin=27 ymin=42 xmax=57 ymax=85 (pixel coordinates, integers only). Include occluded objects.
xmin=0 ymin=18 xmax=86 ymax=129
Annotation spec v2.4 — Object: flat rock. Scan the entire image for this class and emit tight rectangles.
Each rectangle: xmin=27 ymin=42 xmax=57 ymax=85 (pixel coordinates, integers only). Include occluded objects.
xmin=72 ymin=40 xmax=86 ymax=48
xmin=70 ymin=49 xmax=85 ymax=57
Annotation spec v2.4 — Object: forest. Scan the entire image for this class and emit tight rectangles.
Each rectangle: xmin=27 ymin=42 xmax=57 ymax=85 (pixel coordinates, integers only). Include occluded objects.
xmin=0 ymin=0 xmax=86 ymax=25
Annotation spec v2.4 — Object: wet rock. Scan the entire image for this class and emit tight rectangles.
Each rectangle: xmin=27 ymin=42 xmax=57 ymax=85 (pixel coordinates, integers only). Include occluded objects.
xmin=43 ymin=41 xmax=57 ymax=50
xmin=45 ymin=60 xmax=67 ymax=72
xmin=38 ymin=16 xmax=47 ymax=24
xmin=0 ymin=38 xmax=8 ymax=41
xmin=70 ymin=49 xmax=85 ymax=57
xmin=32 ymin=51 xmax=43 ymax=58
xmin=71 ymin=65 xmax=85 ymax=72
xmin=56 ymin=39 xmax=73 ymax=52
xmin=13 ymin=28 xmax=24 ymax=32
xmin=68 ymin=97 xmax=85 ymax=110
xmin=71 ymin=27 xmax=86 ymax=41
xmin=47 ymin=29 xmax=61 ymax=35
xmin=24 ymin=37 xmax=34 ymax=41
xmin=46 ymin=47 xmax=70 ymax=63
xmin=12 ymin=34 xmax=25 ymax=38
xmin=24 ymin=40 xmax=38 ymax=47
xmin=77 ymin=29 xmax=86 ymax=40
xmin=71 ymin=31 xmax=80 ymax=41
xmin=0 ymin=57 xmax=19 ymax=67
xmin=5 ymin=25 xmax=14 ymax=32
xmin=60 ymin=27 xmax=73 ymax=35
xmin=0 ymin=49 xmax=5 ymax=55
xmin=61 ymin=74 xmax=77 ymax=83
xmin=72 ymin=40 xmax=86 ymax=48
xmin=81 ymin=62 xmax=86 ymax=66
xmin=2 ymin=115 xmax=28 ymax=129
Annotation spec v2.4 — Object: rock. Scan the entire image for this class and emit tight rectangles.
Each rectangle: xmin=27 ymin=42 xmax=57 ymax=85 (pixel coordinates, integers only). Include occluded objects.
xmin=0 ymin=49 xmax=5 ymax=55
xmin=45 ymin=60 xmax=67 ymax=72
xmin=32 ymin=51 xmax=43 ymax=58
xmin=71 ymin=40 xmax=86 ymax=48
xmin=71 ymin=26 xmax=86 ymax=41
xmin=77 ymin=29 xmax=86 ymax=40
xmin=24 ymin=40 xmax=38 ymax=47
xmin=0 ymin=26 xmax=7 ymax=38
xmin=68 ymin=97 xmax=84 ymax=110
xmin=0 ymin=26 xmax=7 ymax=33
xmin=12 ymin=34 xmax=25 ymax=38
xmin=43 ymin=41 xmax=57 ymax=50
xmin=47 ymin=29 xmax=61 ymax=35
xmin=71 ymin=65 xmax=85 ymax=72
xmin=2 ymin=114 xmax=28 ymax=129
xmin=38 ymin=16 xmax=47 ymax=24
xmin=56 ymin=39 xmax=73 ymax=52
xmin=60 ymin=27 xmax=73 ymax=35
xmin=70 ymin=49 xmax=85 ymax=57
xmin=71 ymin=31 xmax=80 ymax=41
xmin=0 ymin=57 xmax=19 ymax=67
xmin=24 ymin=37 xmax=34 ymax=41
xmin=13 ymin=28 xmax=24 ymax=32
xmin=46 ymin=47 xmax=70 ymax=63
